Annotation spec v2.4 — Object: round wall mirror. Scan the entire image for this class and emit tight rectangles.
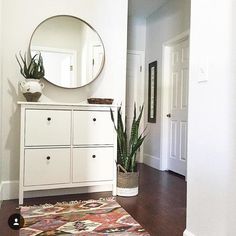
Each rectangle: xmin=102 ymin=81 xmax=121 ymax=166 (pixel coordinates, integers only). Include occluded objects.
xmin=29 ymin=15 xmax=105 ymax=88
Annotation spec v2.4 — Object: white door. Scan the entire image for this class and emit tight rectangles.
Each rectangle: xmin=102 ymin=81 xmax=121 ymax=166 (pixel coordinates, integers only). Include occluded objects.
xmin=92 ymin=45 xmax=104 ymax=78
xmin=32 ymin=48 xmax=76 ymax=87
xmin=126 ymin=51 xmax=144 ymax=162
xmin=41 ymin=51 xmax=75 ymax=87
xmin=168 ymin=39 xmax=189 ymax=176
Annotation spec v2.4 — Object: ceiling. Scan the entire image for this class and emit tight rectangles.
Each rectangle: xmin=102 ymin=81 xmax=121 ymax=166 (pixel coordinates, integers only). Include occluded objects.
xmin=128 ymin=0 xmax=169 ymax=18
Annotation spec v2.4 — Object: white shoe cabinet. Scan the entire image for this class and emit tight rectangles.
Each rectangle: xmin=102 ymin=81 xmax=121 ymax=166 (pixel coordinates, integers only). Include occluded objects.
xmin=18 ymin=102 xmax=118 ymax=205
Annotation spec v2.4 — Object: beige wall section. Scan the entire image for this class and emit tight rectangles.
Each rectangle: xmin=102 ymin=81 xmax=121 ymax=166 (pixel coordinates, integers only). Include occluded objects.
xmin=1 ymin=0 xmax=128 ymax=186
xmin=144 ymin=0 xmax=190 ymax=169
xmin=186 ymin=0 xmax=236 ymax=235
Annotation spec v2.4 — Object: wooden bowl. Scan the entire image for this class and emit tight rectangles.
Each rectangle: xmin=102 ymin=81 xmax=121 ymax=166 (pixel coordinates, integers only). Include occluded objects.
xmin=87 ymin=98 xmax=114 ymax=105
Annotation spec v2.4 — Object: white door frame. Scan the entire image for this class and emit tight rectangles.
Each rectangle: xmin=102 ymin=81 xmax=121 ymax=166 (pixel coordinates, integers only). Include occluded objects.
xmin=160 ymin=31 xmax=190 ymax=172
xmin=127 ymin=50 xmax=145 ymax=163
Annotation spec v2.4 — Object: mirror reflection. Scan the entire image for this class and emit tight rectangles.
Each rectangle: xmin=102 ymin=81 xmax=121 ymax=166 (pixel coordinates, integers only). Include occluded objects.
xmin=30 ymin=15 xmax=105 ymax=88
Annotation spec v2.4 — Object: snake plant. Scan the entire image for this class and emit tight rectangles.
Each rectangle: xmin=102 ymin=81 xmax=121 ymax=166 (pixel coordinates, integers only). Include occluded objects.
xmin=110 ymin=105 xmax=146 ymax=172
xmin=16 ymin=52 xmax=45 ymax=79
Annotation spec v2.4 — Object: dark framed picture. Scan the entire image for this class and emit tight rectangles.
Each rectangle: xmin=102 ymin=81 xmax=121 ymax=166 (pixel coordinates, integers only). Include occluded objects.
xmin=148 ymin=61 xmax=157 ymax=123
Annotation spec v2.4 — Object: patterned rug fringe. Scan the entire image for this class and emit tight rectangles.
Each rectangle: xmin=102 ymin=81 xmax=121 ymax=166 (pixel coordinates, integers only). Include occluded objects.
xmin=20 ymin=196 xmax=116 ymax=209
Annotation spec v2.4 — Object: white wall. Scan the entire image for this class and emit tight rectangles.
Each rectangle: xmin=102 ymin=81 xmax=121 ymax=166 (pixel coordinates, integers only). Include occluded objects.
xmin=0 ymin=0 xmax=128 ymax=199
xmin=144 ymin=0 xmax=190 ymax=169
xmin=185 ymin=0 xmax=236 ymax=235
xmin=127 ymin=17 xmax=146 ymax=51
xmin=0 ymin=0 xmax=3 ymax=205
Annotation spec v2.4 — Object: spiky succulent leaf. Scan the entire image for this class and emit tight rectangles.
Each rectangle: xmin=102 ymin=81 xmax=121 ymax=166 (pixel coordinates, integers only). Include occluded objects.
xmin=15 ymin=54 xmax=25 ymax=77
xmin=28 ymin=54 xmax=38 ymax=73
xmin=15 ymin=51 xmax=45 ymax=79
xmin=110 ymin=104 xmax=146 ymax=173
xmin=129 ymin=105 xmax=143 ymax=150
xmin=129 ymin=135 xmax=146 ymax=161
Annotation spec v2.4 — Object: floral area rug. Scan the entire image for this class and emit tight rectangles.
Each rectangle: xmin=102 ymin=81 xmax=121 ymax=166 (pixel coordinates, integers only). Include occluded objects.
xmin=20 ymin=197 xmax=150 ymax=235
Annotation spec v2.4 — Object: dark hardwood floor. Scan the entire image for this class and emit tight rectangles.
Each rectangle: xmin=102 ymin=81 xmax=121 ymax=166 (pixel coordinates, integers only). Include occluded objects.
xmin=0 ymin=164 xmax=186 ymax=236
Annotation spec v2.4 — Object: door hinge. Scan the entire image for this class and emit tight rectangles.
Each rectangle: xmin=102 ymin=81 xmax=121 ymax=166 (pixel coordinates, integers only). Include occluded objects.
xmin=140 ymin=66 xmax=142 ymax=72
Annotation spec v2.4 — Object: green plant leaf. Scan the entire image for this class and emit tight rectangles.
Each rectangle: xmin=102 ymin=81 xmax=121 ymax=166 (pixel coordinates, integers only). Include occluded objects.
xmin=15 ymin=54 xmax=25 ymax=77
xmin=15 ymin=51 xmax=45 ymax=79
xmin=129 ymin=135 xmax=146 ymax=162
xmin=110 ymin=103 xmax=146 ymax=173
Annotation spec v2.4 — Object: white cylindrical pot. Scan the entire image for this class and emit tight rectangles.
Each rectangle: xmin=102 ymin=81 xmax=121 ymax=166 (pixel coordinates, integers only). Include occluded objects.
xmin=19 ymin=79 xmax=44 ymax=102
xmin=117 ymin=187 xmax=138 ymax=197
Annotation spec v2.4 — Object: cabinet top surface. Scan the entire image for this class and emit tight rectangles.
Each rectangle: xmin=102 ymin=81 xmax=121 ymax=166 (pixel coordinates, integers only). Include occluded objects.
xmin=17 ymin=101 xmax=119 ymax=108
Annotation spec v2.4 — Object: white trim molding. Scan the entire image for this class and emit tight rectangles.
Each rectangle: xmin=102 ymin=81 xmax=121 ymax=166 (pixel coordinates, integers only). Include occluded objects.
xmin=183 ymin=229 xmax=195 ymax=236
xmin=164 ymin=30 xmax=190 ymax=46
xmin=143 ymin=154 xmax=161 ymax=170
xmin=1 ymin=180 xmax=112 ymax=200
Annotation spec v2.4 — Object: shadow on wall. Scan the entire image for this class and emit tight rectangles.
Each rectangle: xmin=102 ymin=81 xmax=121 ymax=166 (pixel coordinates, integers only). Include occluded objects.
xmin=4 ymin=71 xmax=106 ymax=173
xmin=3 ymin=66 xmax=106 ymax=182
xmin=5 ymin=79 xmax=21 ymax=181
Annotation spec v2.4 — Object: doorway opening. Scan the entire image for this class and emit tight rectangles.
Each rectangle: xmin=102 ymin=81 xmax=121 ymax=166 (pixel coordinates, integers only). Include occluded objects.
xmin=160 ymin=31 xmax=190 ymax=178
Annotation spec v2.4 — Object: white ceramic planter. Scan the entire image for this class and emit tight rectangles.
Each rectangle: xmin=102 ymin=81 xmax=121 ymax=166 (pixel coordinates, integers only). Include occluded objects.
xmin=117 ymin=187 xmax=138 ymax=197
xmin=19 ymin=79 xmax=44 ymax=102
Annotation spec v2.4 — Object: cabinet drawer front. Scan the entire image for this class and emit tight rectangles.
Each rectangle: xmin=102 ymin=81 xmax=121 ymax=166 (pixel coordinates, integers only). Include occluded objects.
xmin=73 ymin=111 xmax=114 ymax=145
xmin=73 ymin=147 xmax=114 ymax=182
xmin=25 ymin=109 xmax=71 ymax=146
xmin=24 ymin=148 xmax=70 ymax=186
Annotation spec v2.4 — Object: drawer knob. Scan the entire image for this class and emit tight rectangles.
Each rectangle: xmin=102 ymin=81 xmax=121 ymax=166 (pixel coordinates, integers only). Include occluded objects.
xmin=92 ymin=155 xmax=96 ymax=158
xmin=93 ymin=118 xmax=96 ymax=122
xmin=46 ymin=156 xmax=51 ymax=160
xmin=47 ymin=117 xmax=52 ymax=121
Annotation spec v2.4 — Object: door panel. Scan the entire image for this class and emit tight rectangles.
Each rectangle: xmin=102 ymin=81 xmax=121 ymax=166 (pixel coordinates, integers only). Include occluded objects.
xmin=170 ymin=121 xmax=178 ymax=158
xmin=168 ymin=39 xmax=189 ymax=176
xmin=92 ymin=45 xmax=104 ymax=78
xmin=180 ymin=69 xmax=189 ymax=109
xmin=73 ymin=110 xmax=113 ymax=145
xmin=126 ymin=52 xmax=144 ymax=162
xmin=73 ymin=147 xmax=114 ymax=182
xmin=24 ymin=148 xmax=70 ymax=186
xmin=172 ymin=72 xmax=178 ymax=110
xmin=25 ymin=109 xmax=71 ymax=146
xmin=180 ymin=121 xmax=187 ymax=161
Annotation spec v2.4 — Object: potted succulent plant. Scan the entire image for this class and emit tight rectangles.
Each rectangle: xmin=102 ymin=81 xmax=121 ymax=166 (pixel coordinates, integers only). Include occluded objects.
xmin=16 ymin=51 xmax=45 ymax=102
xmin=110 ymin=104 xmax=146 ymax=197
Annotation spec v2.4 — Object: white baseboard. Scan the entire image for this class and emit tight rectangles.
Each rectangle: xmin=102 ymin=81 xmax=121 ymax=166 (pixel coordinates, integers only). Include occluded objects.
xmin=183 ymin=229 xmax=195 ymax=236
xmin=2 ymin=180 xmax=19 ymax=200
xmin=143 ymin=154 xmax=161 ymax=170
xmin=1 ymin=180 xmax=112 ymax=200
